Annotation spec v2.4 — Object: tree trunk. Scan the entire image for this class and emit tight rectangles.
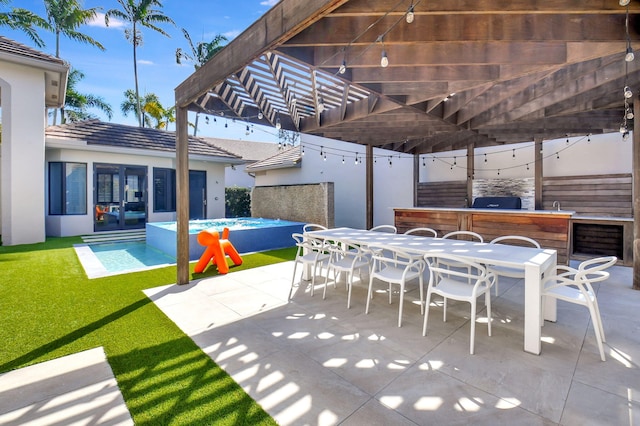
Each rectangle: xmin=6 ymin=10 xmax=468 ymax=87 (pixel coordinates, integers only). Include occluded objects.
xmin=133 ymin=22 xmax=143 ymax=127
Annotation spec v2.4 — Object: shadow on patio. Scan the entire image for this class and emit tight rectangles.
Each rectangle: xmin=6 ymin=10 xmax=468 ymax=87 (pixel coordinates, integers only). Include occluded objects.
xmin=145 ymin=261 xmax=640 ymax=425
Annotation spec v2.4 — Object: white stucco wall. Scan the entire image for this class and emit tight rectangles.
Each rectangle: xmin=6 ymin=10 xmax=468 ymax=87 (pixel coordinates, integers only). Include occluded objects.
xmin=44 ymin=145 xmax=227 ymax=237
xmin=225 ymin=164 xmax=254 ymax=188
xmin=252 ymin=134 xmax=414 ymax=228
xmin=0 ymin=62 xmax=48 ymax=245
xmin=419 ymin=133 xmax=631 ymax=182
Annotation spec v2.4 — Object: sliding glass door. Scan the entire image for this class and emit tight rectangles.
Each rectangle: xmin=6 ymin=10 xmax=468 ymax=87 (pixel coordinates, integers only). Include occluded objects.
xmin=94 ymin=164 xmax=147 ymax=231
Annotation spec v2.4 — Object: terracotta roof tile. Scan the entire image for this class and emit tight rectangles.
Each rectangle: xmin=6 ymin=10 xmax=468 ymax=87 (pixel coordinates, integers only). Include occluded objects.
xmin=0 ymin=36 xmax=65 ymax=65
xmin=46 ymin=120 xmax=242 ymax=160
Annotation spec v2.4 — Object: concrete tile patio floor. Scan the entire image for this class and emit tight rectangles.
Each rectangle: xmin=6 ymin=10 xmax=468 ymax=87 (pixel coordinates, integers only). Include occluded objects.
xmin=0 ymin=347 xmax=133 ymax=425
xmin=144 ymin=260 xmax=640 ymax=426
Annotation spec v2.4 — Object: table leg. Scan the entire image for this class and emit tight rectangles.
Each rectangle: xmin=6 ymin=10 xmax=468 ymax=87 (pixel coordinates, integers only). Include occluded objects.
xmin=524 ymin=263 xmax=542 ymax=355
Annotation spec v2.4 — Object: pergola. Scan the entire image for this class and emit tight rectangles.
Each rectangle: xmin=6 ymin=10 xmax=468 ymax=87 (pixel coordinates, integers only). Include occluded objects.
xmin=174 ymin=0 xmax=640 ymax=286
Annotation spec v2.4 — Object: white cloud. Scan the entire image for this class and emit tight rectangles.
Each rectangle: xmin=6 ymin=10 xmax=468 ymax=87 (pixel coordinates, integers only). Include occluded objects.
xmin=137 ymin=59 xmax=154 ymax=65
xmin=89 ymin=12 xmax=126 ymax=28
xmin=260 ymin=0 xmax=279 ymax=6
xmin=223 ymin=30 xmax=240 ymax=40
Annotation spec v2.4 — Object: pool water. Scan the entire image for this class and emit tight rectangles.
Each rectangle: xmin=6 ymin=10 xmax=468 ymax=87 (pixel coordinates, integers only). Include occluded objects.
xmin=75 ymin=241 xmax=176 ymax=278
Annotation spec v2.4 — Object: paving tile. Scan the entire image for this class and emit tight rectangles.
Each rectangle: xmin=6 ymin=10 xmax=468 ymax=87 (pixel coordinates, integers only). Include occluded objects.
xmin=146 ymin=260 xmax=640 ymax=426
xmin=0 ymin=347 xmax=133 ymax=426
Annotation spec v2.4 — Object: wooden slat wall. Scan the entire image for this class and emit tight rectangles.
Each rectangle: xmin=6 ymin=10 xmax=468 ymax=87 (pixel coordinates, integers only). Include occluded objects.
xmin=417 ymin=181 xmax=467 ymax=208
xmin=395 ymin=209 xmax=571 ymax=264
xmin=542 ymin=174 xmax=632 ymax=217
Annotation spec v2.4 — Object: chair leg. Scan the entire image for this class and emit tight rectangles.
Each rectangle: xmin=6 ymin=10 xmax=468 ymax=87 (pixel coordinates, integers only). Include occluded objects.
xmin=588 ymin=304 xmax=606 ymax=361
xmin=592 ymin=300 xmax=606 ymax=343
xmin=494 ymin=275 xmax=499 ymax=296
xmin=365 ymin=274 xmax=374 ymax=314
xmin=485 ymin=290 xmax=492 ymax=337
xmin=347 ymin=273 xmax=353 ymax=308
xmin=419 ymin=274 xmax=424 ymax=314
xmin=469 ymin=300 xmax=476 ymax=355
xmin=288 ymin=260 xmax=300 ymax=301
xmin=422 ymin=291 xmax=433 ymax=336
xmin=443 ymin=297 xmax=448 ymax=322
xmin=397 ymin=282 xmax=405 ymax=327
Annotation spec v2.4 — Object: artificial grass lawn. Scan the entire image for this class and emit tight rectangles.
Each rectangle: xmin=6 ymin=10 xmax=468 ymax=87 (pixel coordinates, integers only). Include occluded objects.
xmin=0 ymin=237 xmax=296 ymax=425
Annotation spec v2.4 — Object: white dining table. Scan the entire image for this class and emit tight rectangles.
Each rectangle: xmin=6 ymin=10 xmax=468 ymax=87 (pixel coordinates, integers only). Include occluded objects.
xmin=305 ymin=227 xmax=558 ymax=355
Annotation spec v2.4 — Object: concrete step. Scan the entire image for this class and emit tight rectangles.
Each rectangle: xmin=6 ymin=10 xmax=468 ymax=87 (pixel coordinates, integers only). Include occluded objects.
xmin=81 ymin=230 xmax=146 ymax=244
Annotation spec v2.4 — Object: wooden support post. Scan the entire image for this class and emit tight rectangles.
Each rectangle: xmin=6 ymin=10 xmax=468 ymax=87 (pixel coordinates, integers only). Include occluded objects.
xmin=176 ymin=106 xmax=190 ymax=285
xmin=534 ymin=137 xmax=543 ymax=210
xmin=633 ymin=101 xmax=640 ymax=289
xmin=466 ymin=143 xmax=474 ymax=207
xmin=413 ymin=154 xmax=419 ymax=207
xmin=366 ymin=144 xmax=373 ymax=229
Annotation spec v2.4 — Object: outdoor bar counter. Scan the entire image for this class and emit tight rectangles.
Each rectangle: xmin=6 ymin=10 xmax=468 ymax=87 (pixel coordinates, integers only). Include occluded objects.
xmin=394 ymin=207 xmax=573 ymax=264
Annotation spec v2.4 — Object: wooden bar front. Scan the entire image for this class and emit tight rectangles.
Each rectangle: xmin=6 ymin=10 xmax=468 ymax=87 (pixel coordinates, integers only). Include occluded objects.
xmin=394 ymin=207 xmax=572 ymax=264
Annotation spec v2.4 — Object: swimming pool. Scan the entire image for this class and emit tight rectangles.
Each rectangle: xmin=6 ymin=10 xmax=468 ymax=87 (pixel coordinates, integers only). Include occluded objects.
xmin=146 ymin=217 xmax=305 ymax=260
xmin=75 ymin=241 xmax=177 ymax=278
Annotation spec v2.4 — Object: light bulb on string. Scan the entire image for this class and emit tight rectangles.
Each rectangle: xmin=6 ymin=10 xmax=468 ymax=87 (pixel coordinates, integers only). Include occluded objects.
xmin=624 ymin=86 xmax=633 ymax=99
xmin=342 ymin=156 xmax=345 ymax=164
xmin=275 ymin=116 xmax=281 ymax=130
xmin=422 ymin=157 xmax=426 ymax=167
xmin=623 ymin=131 xmax=631 ymax=141
xmin=339 ymin=59 xmax=347 ymax=75
xmin=556 ymin=152 xmax=560 ymax=159
xmin=512 ymin=149 xmax=515 ymax=159
xmin=258 ymin=112 xmax=263 ymax=120
xmin=626 ymin=46 xmax=635 ymax=62
xmin=621 ymin=0 xmax=631 ymax=6
xmin=497 ymin=169 xmax=501 ymax=176
xmin=406 ymin=2 xmax=415 ymax=24
xmin=484 ymin=153 xmax=487 ymax=163
xmin=380 ymin=49 xmax=389 ymax=67
xmin=388 ymin=156 xmax=393 ymax=167
xmin=526 ymin=163 xmax=530 ymax=171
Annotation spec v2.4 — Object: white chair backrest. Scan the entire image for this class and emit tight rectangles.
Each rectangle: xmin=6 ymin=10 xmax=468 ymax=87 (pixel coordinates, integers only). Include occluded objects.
xmin=404 ymin=227 xmax=438 ymax=237
xmin=369 ymin=225 xmax=397 ymax=233
xmin=368 ymin=243 xmax=423 ymax=269
xmin=303 ymin=223 xmax=327 ymax=232
xmin=490 ymin=235 xmax=540 ymax=248
xmin=442 ymin=230 xmax=483 ymax=242
xmin=292 ymin=233 xmax=325 ymax=252
xmin=425 ymin=253 xmax=488 ymax=282
xmin=575 ymin=256 xmax=618 ymax=283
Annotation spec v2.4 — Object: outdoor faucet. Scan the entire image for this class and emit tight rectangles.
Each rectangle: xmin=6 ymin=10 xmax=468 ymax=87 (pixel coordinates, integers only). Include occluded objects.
xmin=552 ymin=201 xmax=561 ymax=211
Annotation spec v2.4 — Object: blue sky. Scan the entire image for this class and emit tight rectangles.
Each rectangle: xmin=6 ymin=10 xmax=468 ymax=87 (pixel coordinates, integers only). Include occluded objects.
xmin=3 ymin=0 xmax=281 ymax=142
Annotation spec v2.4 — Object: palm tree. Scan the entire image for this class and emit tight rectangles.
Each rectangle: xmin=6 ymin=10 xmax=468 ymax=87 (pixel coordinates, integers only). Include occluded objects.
xmin=144 ymin=100 xmax=175 ymax=130
xmin=176 ymin=29 xmax=227 ymax=135
xmin=0 ymin=0 xmax=49 ymax=47
xmin=121 ymin=89 xmax=162 ymax=128
xmin=61 ymin=69 xmax=113 ymax=123
xmin=105 ymin=0 xmax=175 ymax=127
xmin=44 ymin=0 xmax=105 ymax=124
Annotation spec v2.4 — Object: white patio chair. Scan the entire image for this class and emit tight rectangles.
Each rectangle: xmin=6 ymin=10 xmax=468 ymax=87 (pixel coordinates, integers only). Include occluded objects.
xmin=541 ymin=256 xmax=617 ymax=361
xmin=440 ymin=231 xmax=484 ymax=282
xmin=442 ymin=230 xmax=483 ymax=242
xmin=323 ymin=240 xmax=371 ymax=308
xmin=365 ymin=243 xmax=426 ymax=327
xmin=303 ymin=223 xmax=327 ymax=232
xmin=423 ymin=253 xmax=496 ymax=354
xmin=487 ymin=235 xmax=541 ymax=295
xmin=369 ymin=224 xmax=397 ymax=233
xmin=288 ymin=233 xmax=330 ymax=300
xmin=404 ymin=227 xmax=438 ymax=238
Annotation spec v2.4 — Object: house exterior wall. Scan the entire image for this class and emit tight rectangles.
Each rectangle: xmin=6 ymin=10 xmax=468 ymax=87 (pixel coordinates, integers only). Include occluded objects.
xmin=0 ymin=62 xmax=48 ymax=245
xmin=44 ymin=146 xmax=227 ymax=237
xmin=226 ymin=164 xmax=254 ymax=188
xmin=419 ymin=133 xmax=631 ymax=182
xmin=252 ymin=134 xmax=414 ymax=228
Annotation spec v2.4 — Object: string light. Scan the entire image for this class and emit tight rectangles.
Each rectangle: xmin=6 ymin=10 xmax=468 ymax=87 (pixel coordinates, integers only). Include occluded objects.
xmin=484 ymin=153 xmax=488 ymax=162
xmin=339 ymin=59 xmax=347 ymax=74
xmin=388 ymin=156 xmax=393 ymax=167
xmin=406 ymin=1 xmax=415 ymax=24
xmin=342 ymin=156 xmax=345 ymax=164
xmin=512 ymin=149 xmax=515 ymax=158
xmin=422 ymin=157 xmax=426 ymax=167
